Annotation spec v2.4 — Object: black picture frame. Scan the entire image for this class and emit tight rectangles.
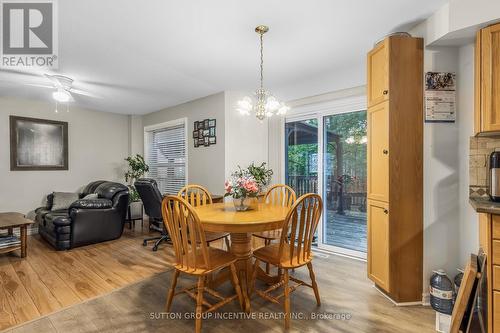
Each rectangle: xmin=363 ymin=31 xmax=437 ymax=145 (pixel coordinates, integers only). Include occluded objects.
xmin=10 ymin=115 xmax=68 ymax=171
xmin=209 ymin=127 xmax=216 ymax=137
xmin=203 ymin=137 xmax=210 ymax=146
xmin=209 ymin=119 xmax=216 ymax=127
xmin=194 ymin=121 xmax=199 ymax=130
xmin=193 ymin=130 xmax=198 ymax=138
xmin=194 ymin=140 xmax=199 ymax=148
xmin=204 ymin=119 xmax=209 ymax=128
xmin=209 ymin=137 xmax=216 ymax=145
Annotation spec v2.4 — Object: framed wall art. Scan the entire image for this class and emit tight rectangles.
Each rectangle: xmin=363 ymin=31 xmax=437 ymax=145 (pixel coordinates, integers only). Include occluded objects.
xmin=10 ymin=116 xmax=69 ymax=171
xmin=193 ymin=118 xmax=216 ymax=148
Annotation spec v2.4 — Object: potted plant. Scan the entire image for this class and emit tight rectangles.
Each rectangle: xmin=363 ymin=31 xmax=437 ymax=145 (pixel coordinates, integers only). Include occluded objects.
xmin=124 ymin=154 xmax=149 ymax=217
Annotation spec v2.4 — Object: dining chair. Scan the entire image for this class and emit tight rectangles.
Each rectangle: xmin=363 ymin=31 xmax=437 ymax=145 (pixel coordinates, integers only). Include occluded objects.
xmin=178 ymin=184 xmax=230 ymax=250
xmin=252 ymin=184 xmax=296 ymax=273
xmin=162 ymin=195 xmax=244 ymax=333
xmin=250 ymin=193 xmax=323 ymax=329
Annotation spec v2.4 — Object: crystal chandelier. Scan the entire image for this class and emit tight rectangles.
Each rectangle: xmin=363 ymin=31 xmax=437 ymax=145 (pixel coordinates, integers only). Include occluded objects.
xmin=237 ymin=25 xmax=289 ymax=120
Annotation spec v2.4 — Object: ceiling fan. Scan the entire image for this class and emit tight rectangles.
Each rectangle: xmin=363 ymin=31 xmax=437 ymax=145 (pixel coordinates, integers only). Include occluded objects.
xmin=23 ymin=74 xmax=101 ymax=102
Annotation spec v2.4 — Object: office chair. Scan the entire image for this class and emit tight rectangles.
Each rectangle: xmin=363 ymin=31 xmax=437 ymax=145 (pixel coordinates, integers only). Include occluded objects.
xmin=134 ymin=178 xmax=171 ymax=251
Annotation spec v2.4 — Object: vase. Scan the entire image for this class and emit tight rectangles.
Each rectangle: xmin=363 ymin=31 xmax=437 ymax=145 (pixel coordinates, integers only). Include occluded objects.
xmin=233 ymin=197 xmax=250 ymax=211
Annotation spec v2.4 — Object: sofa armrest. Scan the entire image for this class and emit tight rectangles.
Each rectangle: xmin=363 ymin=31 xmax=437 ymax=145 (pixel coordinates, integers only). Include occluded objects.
xmin=69 ymin=199 xmax=113 ymax=210
xmin=53 ymin=216 xmax=71 ymax=227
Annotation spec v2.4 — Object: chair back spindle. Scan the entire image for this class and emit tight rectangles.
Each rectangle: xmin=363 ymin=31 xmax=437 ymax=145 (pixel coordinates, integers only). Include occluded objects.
xmin=162 ymin=196 xmax=210 ymax=271
xmin=265 ymin=184 xmax=296 ymax=208
xmin=278 ymin=193 xmax=322 ymax=267
xmin=178 ymin=185 xmax=213 ymax=207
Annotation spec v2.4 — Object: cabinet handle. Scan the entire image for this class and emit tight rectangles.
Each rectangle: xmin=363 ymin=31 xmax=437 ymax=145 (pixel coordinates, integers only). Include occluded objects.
xmin=383 ymin=149 xmax=389 ymax=155
xmin=383 ymin=209 xmax=389 ymax=214
xmin=383 ymin=90 xmax=389 ymax=95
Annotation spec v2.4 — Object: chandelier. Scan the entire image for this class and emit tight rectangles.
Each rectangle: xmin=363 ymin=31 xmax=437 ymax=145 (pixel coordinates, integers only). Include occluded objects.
xmin=237 ymin=25 xmax=289 ymax=120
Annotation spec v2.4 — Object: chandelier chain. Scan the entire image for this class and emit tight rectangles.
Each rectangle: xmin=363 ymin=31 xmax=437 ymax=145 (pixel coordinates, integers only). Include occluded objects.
xmin=260 ymin=32 xmax=264 ymax=89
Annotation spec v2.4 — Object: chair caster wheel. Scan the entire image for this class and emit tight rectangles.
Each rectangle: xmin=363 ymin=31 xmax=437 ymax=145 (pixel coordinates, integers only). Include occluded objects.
xmin=143 ymin=241 xmax=147 ymax=246
xmin=153 ymin=246 xmax=158 ymax=251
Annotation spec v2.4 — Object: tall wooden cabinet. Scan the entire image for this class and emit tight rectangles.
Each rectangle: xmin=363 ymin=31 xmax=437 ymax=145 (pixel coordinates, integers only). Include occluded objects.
xmin=366 ymin=36 xmax=424 ymax=303
xmin=475 ymin=22 xmax=500 ymax=135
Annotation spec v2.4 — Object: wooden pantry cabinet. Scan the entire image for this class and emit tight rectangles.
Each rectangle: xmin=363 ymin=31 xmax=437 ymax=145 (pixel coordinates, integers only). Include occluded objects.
xmin=475 ymin=23 xmax=500 ymax=135
xmin=366 ymin=36 xmax=424 ymax=303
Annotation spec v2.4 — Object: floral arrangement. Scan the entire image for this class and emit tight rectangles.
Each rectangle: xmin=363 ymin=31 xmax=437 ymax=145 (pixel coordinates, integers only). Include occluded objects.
xmin=224 ymin=171 xmax=259 ymax=199
xmin=224 ymin=163 xmax=273 ymax=211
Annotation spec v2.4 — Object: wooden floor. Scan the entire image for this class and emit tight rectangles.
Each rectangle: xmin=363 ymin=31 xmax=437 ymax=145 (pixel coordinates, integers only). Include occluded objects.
xmin=0 ymin=224 xmax=435 ymax=333
xmin=0 ymin=224 xmax=174 ymax=331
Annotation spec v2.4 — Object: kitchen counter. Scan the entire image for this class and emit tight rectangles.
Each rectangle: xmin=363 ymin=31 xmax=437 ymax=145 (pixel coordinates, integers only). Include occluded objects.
xmin=469 ymin=197 xmax=500 ymax=214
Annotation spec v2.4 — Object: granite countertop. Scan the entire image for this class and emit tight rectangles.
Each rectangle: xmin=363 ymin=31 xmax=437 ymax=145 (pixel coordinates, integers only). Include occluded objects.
xmin=469 ymin=197 xmax=500 ymax=214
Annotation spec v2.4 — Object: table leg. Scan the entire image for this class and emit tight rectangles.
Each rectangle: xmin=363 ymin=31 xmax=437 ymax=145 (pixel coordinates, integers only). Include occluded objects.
xmin=7 ymin=227 xmax=13 ymax=236
xmin=230 ymin=232 xmax=253 ymax=312
xmin=20 ymin=225 xmax=27 ymax=258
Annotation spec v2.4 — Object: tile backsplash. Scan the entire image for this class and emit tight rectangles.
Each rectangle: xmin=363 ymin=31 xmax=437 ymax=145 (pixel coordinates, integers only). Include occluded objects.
xmin=470 ymin=136 xmax=500 ymax=197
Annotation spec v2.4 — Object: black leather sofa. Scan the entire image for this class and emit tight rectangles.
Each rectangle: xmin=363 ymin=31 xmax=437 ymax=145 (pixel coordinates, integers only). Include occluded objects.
xmin=36 ymin=180 xmax=129 ymax=250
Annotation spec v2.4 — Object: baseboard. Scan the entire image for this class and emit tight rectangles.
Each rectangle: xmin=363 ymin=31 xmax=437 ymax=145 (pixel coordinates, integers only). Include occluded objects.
xmin=422 ymin=292 xmax=431 ymax=306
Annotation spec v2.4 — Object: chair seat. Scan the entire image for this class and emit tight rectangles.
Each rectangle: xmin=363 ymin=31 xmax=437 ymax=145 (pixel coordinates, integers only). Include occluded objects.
xmin=253 ymin=243 xmax=312 ymax=268
xmin=204 ymin=231 xmax=229 ymax=244
xmin=175 ymin=247 xmax=237 ymax=275
xmin=252 ymin=229 xmax=281 ymax=241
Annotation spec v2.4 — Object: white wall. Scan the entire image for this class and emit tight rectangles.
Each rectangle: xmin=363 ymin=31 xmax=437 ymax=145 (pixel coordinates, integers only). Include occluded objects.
xmin=142 ymin=92 xmax=226 ymax=194
xmin=224 ymin=91 xmax=269 ymax=179
xmin=0 ymin=97 xmax=129 ymax=215
xmin=457 ymin=43 xmax=478 ymax=266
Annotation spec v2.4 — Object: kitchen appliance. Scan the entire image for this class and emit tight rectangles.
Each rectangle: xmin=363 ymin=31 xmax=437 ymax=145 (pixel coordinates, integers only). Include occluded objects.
xmin=489 ymin=150 xmax=500 ymax=202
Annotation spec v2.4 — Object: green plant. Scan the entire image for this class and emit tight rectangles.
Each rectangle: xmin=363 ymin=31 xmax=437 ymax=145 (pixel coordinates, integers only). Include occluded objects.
xmin=247 ymin=162 xmax=273 ymax=190
xmin=124 ymin=154 xmax=149 ymax=202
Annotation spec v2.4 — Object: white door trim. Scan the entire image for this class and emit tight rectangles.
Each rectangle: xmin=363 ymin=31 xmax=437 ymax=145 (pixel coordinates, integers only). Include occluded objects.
xmin=283 ymin=94 xmax=367 ymax=259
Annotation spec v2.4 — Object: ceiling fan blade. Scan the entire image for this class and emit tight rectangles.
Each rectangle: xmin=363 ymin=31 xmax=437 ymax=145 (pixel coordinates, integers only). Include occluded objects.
xmin=44 ymin=74 xmax=63 ymax=88
xmin=70 ymin=88 xmax=103 ymax=99
xmin=24 ymin=83 xmax=54 ymax=89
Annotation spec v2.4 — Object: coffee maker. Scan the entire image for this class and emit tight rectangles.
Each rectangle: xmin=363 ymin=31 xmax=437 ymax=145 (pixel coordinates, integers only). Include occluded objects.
xmin=490 ymin=149 xmax=500 ymax=202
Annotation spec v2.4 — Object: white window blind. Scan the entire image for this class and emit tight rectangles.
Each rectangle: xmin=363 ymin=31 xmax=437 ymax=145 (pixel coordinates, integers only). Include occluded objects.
xmin=145 ymin=121 xmax=187 ymax=194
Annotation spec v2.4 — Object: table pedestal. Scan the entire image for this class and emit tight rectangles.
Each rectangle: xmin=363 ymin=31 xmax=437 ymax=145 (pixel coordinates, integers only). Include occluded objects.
xmin=230 ymin=232 xmax=253 ymax=312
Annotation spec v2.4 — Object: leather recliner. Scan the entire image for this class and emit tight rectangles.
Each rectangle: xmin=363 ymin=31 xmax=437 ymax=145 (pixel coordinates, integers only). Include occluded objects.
xmin=36 ymin=181 xmax=129 ymax=250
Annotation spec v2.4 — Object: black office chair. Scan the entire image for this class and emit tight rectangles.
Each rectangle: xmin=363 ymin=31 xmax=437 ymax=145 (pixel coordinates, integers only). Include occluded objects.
xmin=134 ymin=178 xmax=170 ymax=251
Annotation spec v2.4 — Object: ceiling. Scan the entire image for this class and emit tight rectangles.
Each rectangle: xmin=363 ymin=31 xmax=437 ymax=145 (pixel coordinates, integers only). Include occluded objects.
xmin=0 ymin=0 xmax=447 ymax=115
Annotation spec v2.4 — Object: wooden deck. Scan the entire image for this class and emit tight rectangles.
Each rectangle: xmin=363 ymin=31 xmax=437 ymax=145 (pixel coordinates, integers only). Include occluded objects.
xmin=324 ymin=210 xmax=367 ymax=253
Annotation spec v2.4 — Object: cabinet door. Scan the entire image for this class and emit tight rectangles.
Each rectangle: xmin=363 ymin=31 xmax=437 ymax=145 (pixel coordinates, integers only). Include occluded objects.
xmin=367 ymin=200 xmax=390 ymax=291
xmin=367 ymin=102 xmax=389 ymax=202
xmin=367 ymin=39 xmax=389 ymax=107
xmin=481 ymin=23 xmax=500 ymax=132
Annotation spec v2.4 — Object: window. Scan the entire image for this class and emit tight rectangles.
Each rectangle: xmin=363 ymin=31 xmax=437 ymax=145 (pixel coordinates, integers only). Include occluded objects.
xmin=144 ymin=118 xmax=187 ymax=194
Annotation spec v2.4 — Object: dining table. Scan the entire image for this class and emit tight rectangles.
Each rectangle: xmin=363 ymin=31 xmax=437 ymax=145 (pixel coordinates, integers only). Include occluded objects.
xmin=194 ymin=201 xmax=290 ymax=311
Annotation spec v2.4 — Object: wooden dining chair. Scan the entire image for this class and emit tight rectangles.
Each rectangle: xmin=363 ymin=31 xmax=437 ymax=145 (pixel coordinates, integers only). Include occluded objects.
xmin=250 ymin=193 xmax=323 ymax=329
xmin=162 ymin=195 xmax=244 ymax=333
xmin=178 ymin=184 xmax=230 ymax=250
xmin=252 ymin=184 xmax=296 ymax=273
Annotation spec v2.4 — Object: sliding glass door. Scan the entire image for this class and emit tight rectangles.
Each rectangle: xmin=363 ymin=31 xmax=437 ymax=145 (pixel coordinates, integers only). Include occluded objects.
xmin=285 ymin=106 xmax=367 ymax=258
xmin=322 ymin=112 xmax=367 ymax=257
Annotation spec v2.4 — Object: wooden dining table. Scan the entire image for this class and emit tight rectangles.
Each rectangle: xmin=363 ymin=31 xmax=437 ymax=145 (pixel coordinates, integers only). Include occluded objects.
xmin=194 ymin=201 xmax=290 ymax=311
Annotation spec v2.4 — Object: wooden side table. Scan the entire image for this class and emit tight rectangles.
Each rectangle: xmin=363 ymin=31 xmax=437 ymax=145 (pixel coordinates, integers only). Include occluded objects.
xmin=0 ymin=212 xmax=34 ymax=258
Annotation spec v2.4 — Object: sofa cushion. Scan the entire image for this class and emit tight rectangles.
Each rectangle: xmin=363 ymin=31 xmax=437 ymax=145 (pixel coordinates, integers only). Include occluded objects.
xmin=52 ymin=192 xmax=79 ymax=211
xmin=82 ymin=193 xmax=98 ymax=200
xmin=69 ymin=199 xmax=113 ymax=210
xmin=95 ymin=182 xmax=128 ymax=200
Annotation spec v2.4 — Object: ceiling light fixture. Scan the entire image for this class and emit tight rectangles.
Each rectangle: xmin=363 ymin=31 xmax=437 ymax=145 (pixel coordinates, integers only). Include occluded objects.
xmin=52 ymin=88 xmax=72 ymax=103
xmin=237 ymin=25 xmax=289 ymax=120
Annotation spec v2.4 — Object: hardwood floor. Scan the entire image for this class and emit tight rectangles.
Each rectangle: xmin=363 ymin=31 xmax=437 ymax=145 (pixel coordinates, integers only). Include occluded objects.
xmin=0 ymin=224 xmax=174 ymax=331
xmin=1 ymin=223 xmax=435 ymax=332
